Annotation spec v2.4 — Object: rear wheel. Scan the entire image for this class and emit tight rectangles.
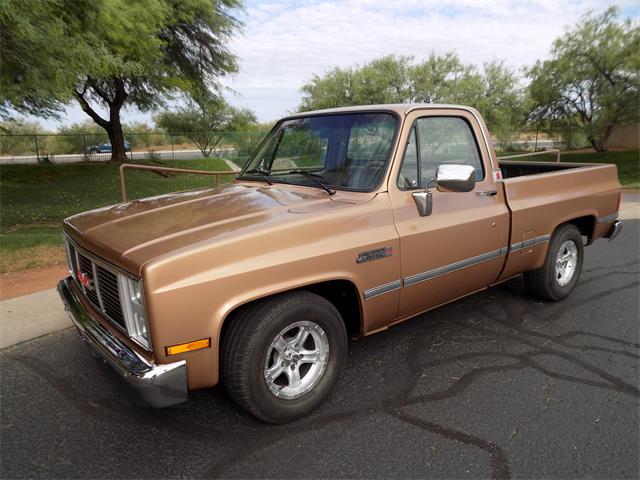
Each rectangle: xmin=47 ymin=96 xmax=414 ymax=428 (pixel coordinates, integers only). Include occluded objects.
xmin=524 ymin=224 xmax=584 ymax=301
xmin=222 ymin=291 xmax=347 ymax=423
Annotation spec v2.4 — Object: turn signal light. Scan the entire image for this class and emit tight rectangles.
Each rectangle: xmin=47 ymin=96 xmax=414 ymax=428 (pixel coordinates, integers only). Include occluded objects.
xmin=166 ymin=338 xmax=210 ymax=356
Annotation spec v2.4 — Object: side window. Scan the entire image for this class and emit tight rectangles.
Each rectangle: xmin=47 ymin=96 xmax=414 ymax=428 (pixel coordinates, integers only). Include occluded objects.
xmin=416 ymin=117 xmax=484 ymax=181
xmin=397 ymin=126 xmax=419 ymax=189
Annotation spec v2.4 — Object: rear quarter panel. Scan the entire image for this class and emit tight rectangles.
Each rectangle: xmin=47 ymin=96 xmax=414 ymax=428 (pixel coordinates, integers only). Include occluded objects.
xmin=498 ymin=163 xmax=621 ymax=281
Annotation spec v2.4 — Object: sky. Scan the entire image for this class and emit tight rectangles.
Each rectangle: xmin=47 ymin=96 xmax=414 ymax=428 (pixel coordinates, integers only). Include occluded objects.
xmin=35 ymin=0 xmax=640 ymax=129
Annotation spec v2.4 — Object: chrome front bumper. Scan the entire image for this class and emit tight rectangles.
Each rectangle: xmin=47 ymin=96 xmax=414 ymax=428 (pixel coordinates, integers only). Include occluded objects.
xmin=604 ymin=220 xmax=623 ymax=242
xmin=57 ymin=277 xmax=187 ymax=407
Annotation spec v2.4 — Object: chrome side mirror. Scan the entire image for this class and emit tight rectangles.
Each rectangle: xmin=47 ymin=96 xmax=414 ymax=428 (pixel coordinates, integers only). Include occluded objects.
xmin=436 ymin=164 xmax=476 ymax=193
xmin=412 ymin=189 xmax=432 ymax=217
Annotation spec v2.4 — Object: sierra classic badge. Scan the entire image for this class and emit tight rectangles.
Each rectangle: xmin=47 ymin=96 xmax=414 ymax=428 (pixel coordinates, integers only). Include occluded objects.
xmin=356 ymin=246 xmax=393 ymax=264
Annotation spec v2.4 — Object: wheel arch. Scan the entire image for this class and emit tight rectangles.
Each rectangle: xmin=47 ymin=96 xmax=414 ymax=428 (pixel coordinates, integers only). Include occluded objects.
xmin=531 ymin=215 xmax=593 ymax=271
xmin=218 ymin=278 xmax=363 ymax=366
xmin=554 ymin=214 xmax=597 ymax=244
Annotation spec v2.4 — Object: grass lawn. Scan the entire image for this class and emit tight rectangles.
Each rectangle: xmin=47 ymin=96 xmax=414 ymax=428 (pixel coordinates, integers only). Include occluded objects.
xmin=497 ymin=150 xmax=639 ymax=188
xmin=0 ymin=151 xmax=637 ymax=275
xmin=0 ymin=158 xmax=233 ymax=273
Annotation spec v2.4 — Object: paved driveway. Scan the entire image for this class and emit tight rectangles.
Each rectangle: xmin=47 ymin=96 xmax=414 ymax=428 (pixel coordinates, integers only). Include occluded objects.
xmin=1 ymin=221 xmax=638 ymax=479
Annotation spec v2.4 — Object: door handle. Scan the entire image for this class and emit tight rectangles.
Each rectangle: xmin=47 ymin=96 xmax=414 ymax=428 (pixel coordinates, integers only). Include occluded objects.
xmin=476 ymin=190 xmax=497 ymax=196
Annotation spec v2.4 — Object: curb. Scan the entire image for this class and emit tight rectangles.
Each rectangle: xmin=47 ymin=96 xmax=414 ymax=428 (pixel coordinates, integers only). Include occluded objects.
xmin=0 ymin=288 xmax=72 ymax=349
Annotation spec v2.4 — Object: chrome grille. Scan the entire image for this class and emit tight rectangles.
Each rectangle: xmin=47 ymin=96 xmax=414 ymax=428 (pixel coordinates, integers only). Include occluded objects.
xmin=66 ymin=240 xmax=127 ymax=331
xmin=96 ymin=265 xmax=125 ymax=327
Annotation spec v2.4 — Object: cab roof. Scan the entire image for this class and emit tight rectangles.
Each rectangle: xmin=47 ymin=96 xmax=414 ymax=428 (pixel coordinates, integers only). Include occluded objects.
xmin=285 ymin=103 xmax=477 ymax=118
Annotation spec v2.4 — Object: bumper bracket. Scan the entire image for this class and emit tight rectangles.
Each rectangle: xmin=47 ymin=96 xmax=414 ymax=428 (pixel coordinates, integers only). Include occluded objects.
xmin=604 ymin=220 xmax=623 ymax=242
xmin=57 ymin=277 xmax=187 ymax=407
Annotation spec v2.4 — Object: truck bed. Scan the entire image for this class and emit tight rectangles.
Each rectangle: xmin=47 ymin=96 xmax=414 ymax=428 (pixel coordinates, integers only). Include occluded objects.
xmin=497 ymin=160 xmax=621 ymax=281
xmin=499 ymin=160 xmax=588 ymax=179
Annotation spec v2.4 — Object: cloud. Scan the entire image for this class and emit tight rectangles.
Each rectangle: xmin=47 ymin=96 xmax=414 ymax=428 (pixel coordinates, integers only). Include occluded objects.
xmin=36 ymin=0 xmax=638 ymax=128
xmin=223 ymin=0 xmax=637 ymax=121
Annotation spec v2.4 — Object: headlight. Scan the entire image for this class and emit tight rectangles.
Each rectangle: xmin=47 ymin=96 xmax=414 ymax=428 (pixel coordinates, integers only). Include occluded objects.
xmin=118 ymin=275 xmax=151 ymax=350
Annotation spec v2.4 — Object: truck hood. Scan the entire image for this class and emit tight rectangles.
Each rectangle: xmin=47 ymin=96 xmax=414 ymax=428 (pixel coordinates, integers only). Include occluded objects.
xmin=64 ymin=182 xmax=376 ymax=274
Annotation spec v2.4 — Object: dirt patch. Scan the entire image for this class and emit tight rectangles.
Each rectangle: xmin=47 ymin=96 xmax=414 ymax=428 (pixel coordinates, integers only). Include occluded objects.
xmin=0 ymin=264 xmax=68 ymax=300
xmin=0 ymin=245 xmax=65 ymax=274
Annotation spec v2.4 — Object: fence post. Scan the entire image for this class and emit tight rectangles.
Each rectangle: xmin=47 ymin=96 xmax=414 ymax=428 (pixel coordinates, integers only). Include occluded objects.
xmin=171 ymin=134 xmax=175 ymax=161
xmin=34 ymin=135 xmax=40 ymax=162
xmin=83 ymin=134 xmax=87 ymax=161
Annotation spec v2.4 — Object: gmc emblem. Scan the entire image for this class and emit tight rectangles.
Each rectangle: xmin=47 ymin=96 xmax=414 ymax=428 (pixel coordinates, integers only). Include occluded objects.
xmin=77 ymin=270 xmax=94 ymax=291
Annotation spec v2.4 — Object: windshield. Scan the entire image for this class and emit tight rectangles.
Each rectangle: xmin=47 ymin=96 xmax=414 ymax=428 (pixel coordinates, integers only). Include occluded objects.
xmin=239 ymin=112 xmax=398 ymax=191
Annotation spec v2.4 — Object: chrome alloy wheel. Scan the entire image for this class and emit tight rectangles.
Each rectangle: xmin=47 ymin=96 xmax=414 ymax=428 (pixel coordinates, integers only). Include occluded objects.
xmin=555 ymin=240 xmax=579 ymax=287
xmin=263 ymin=321 xmax=329 ymax=400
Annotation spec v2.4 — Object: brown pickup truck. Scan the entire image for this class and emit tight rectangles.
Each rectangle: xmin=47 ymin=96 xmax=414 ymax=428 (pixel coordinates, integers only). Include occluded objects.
xmin=58 ymin=104 xmax=622 ymax=423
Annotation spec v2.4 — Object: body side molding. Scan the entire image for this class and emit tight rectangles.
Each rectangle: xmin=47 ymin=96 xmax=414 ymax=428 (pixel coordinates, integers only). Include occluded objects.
xmin=363 ymin=280 xmax=402 ymax=300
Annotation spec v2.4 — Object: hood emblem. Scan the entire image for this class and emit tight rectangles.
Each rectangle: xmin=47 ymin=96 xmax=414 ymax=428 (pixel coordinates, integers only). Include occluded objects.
xmin=356 ymin=246 xmax=393 ymax=264
xmin=77 ymin=270 xmax=95 ymax=291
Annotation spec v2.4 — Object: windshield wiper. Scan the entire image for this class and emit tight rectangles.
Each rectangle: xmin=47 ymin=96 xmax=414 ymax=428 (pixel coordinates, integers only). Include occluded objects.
xmin=277 ymin=169 xmax=336 ymax=196
xmin=243 ymin=168 xmax=274 ymax=185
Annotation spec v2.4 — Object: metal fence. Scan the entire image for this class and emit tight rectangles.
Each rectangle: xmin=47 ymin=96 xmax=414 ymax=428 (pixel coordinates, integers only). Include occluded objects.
xmin=0 ymin=131 xmax=267 ymax=167
xmin=492 ymin=130 xmax=568 ymax=152
xmin=0 ymin=129 xmax=576 ymax=166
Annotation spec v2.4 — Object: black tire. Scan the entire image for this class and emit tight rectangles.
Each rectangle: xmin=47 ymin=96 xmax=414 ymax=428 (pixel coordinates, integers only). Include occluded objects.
xmin=222 ymin=291 xmax=347 ymax=423
xmin=524 ymin=224 xmax=584 ymax=301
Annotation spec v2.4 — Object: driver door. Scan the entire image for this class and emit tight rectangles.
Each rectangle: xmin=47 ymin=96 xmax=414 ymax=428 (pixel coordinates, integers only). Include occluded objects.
xmin=388 ymin=109 xmax=510 ymax=319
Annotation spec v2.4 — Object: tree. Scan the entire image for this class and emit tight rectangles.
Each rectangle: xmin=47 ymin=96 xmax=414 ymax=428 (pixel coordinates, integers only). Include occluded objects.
xmin=468 ymin=61 xmax=528 ymax=139
xmin=351 ymin=55 xmax=413 ymax=105
xmin=225 ymin=108 xmax=258 ymax=131
xmin=527 ymin=7 xmax=640 ymax=151
xmin=299 ymin=52 xmax=524 ymax=131
xmin=411 ymin=56 xmax=526 ymax=136
xmin=299 ymin=53 xmax=525 ymax=134
xmin=228 ymin=121 xmax=273 ymax=163
xmin=57 ymin=120 xmax=107 ymax=136
xmin=300 ymin=68 xmax=354 ymax=111
xmin=0 ymin=119 xmax=50 ymax=135
xmin=155 ymin=99 xmax=256 ymax=157
xmin=408 ymin=52 xmax=478 ymax=104
xmin=300 ymin=55 xmax=411 ymax=110
xmin=0 ymin=0 xmax=79 ymax=119
xmin=0 ymin=0 xmax=242 ymax=161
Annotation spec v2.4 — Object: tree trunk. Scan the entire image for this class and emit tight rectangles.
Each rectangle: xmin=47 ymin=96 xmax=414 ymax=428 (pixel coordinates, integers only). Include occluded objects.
xmin=588 ymin=125 xmax=614 ymax=153
xmin=106 ymin=110 xmax=128 ymax=162
xmin=587 ymin=135 xmax=599 ymax=151
xmin=598 ymin=125 xmax=614 ymax=153
xmin=107 ymin=80 xmax=128 ymax=162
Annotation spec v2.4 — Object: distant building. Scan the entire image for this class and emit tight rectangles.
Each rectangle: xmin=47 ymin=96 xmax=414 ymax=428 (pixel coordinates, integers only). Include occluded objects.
xmin=609 ymin=123 xmax=640 ymax=150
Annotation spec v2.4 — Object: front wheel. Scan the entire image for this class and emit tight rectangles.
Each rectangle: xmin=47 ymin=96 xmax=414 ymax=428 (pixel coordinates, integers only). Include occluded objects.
xmin=524 ymin=224 xmax=584 ymax=301
xmin=222 ymin=291 xmax=347 ymax=423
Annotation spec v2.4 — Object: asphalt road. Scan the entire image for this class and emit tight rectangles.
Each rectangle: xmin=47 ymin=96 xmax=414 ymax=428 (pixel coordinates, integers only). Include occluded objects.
xmin=1 ymin=222 xmax=638 ymax=479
